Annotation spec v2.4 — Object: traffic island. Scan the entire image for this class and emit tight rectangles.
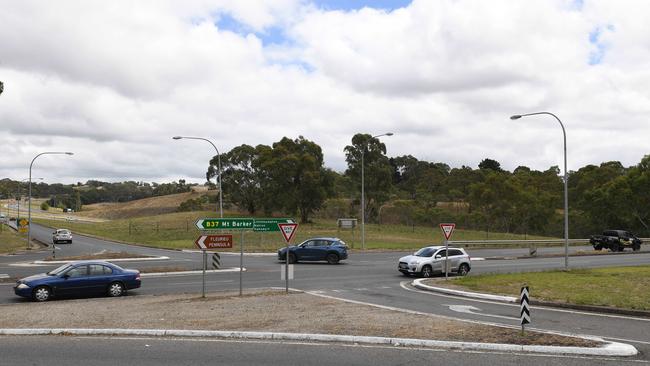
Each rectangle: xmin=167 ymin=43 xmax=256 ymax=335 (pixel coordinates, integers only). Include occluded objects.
xmin=415 ymin=266 xmax=650 ymax=317
xmin=0 ymin=289 xmax=637 ymax=356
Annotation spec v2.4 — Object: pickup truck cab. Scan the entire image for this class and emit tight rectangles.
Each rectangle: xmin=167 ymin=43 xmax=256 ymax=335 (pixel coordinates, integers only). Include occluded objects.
xmin=590 ymin=230 xmax=642 ymax=252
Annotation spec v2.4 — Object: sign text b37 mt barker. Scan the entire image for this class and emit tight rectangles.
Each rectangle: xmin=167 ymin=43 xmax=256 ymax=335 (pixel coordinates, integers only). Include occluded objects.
xmin=195 ymin=218 xmax=254 ymax=230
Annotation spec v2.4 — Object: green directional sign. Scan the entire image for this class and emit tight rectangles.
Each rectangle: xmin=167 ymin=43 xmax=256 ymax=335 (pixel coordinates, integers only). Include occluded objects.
xmin=253 ymin=218 xmax=295 ymax=232
xmin=195 ymin=218 xmax=254 ymax=230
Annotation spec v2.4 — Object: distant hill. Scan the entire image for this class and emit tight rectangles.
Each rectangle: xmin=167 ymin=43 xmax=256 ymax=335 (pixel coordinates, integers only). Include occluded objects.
xmin=79 ymin=191 xmax=217 ymax=219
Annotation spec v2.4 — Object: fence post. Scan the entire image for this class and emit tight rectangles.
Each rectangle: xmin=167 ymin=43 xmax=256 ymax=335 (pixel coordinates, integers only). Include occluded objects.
xmin=128 ymin=221 xmax=132 ymax=236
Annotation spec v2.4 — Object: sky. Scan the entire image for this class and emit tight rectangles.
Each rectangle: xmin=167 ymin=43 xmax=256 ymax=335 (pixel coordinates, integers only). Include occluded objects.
xmin=1 ymin=0 xmax=650 ymax=184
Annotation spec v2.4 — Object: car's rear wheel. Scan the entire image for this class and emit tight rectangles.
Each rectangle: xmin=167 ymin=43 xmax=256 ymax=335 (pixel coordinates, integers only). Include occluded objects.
xmin=594 ymin=245 xmax=602 ymax=251
xmin=288 ymin=253 xmax=297 ymax=264
xmin=610 ymin=242 xmax=619 ymax=252
xmin=108 ymin=282 xmax=125 ymax=297
xmin=33 ymin=286 xmax=51 ymax=302
xmin=633 ymin=244 xmax=641 ymax=251
xmin=326 ymin=253 xmax=340 ymax=264
xmin=458 ymin=263 xmax=470 ymax=276
xmin=421 ymin=265 xmax=433 ymax=278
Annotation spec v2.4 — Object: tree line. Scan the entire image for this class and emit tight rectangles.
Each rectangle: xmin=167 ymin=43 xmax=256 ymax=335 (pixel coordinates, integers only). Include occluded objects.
xmin=211 ymin=134 xmax=650 ymax=237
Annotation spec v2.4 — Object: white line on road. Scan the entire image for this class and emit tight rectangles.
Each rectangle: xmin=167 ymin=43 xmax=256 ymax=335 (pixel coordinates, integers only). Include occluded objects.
xmin=0 ymin=274 xmax=9 ymax=279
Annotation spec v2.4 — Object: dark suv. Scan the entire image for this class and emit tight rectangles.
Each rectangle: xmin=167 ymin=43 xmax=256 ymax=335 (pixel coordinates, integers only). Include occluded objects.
xmin=590 ymin=230 xmax=642 ymax=252
xmin=278 ymin=237 xmax=348 ymax=264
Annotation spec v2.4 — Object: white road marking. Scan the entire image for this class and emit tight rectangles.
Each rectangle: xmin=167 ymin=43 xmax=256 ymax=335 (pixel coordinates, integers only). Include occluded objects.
xmin=443 ymin=304 xmax=519 ymax=320
xmin=0 ymin=274 xmax=9 ymax=279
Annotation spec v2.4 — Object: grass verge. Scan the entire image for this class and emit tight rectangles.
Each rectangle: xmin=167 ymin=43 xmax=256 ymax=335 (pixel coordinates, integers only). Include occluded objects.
xmin=43 ymin=251 xmax=152 ymax=261
xmin=0 ymin=224 xmax=28 ymax=254
xmin=34 ymin=212 xmax=555 ymax=252
xmin=440 ymin=266 xmax=650 ymax=311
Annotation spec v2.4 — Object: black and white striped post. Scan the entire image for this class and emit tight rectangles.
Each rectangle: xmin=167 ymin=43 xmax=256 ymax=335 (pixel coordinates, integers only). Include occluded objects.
xmin=520 ymin=285 xmax=531 ymax=333
xmin=212 ymin=252 xmax=221 ymax=269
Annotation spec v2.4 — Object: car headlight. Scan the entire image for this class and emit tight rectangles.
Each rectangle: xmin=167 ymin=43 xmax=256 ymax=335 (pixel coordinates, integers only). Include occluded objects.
xmin=17 ymin=283 xmax=30 ymax=289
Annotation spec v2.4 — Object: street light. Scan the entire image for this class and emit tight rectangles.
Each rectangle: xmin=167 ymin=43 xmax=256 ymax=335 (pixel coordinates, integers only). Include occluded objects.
xmin=361 ymin=132 xmax=394 ymax=250
xmin=510 ymin=112 xmax=569 ymax=270
xmin=28 ymin=152 xmax=74 ymax=249
xmin=173 ymin=136 xmax=223 ymax=218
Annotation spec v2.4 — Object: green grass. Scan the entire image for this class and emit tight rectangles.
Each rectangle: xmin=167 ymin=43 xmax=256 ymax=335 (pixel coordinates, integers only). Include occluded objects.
xmin=0 ymin=224 xmax=29 ymax=254
xmin=453 ymin=266 xmax=650 ymax=310
xmin=34 ymin=211 xmax=555 ymax=252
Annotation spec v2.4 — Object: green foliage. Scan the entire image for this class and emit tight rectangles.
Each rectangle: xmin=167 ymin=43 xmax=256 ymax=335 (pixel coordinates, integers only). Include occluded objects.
xmin=344 ymin=134 xmax=394 ymax=221
xmin=177 ymin=196 xmax=209 ymax=212
xmin=40 ymin=201 xmax=50 ymax=211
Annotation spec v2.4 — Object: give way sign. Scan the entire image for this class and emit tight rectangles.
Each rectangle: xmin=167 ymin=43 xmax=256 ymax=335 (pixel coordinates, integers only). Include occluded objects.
xmin=439 ymin=223 xmax=456 ymax=241
xmin=278 ymin=223 xmax=298 ymax=243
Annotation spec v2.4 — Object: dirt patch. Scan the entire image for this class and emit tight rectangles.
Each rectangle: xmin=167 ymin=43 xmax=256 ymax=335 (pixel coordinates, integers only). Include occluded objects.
xmin=43 ymin=251 xmax=153 ymax=261
xmin=0 ymin=290 xmax=599 ymax=347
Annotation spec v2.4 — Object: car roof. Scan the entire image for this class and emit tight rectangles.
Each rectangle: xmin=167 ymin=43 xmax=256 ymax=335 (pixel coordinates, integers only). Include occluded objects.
xmin=67 ymin=260 xmax=114 ymax=266
xmin=421 ymin=246 xmax=465 ymax=251
xmin=304 ymin=237 xmax=342 ymax=241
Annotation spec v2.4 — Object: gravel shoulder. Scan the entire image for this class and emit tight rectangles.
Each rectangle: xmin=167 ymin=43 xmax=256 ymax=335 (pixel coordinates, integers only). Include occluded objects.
xmin=0 ymin=289 xmax=599 ymax=347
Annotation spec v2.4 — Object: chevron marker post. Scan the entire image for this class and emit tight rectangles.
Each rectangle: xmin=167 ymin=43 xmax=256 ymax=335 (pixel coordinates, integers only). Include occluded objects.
xmin=520 ymin=284 xmax=531 ymax=334
xmin=212 ymin=252 xmax=221 ymax=269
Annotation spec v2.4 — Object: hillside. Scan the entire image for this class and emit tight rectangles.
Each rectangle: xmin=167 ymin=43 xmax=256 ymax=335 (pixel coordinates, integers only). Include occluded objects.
xmin=79 ymin=191 xmax=217 ymax=219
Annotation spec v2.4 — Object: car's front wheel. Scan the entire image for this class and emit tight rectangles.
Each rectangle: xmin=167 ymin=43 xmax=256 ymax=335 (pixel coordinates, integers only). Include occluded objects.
xmin=288 ymin=253 xmax=297 ymax=264
xmin=107 ymin=282 xmax=125 ymax=297
xmin=33 ymin=286 xmax=51 ymax=302
xmin=421 ymin=265 xmax=433 ymax=278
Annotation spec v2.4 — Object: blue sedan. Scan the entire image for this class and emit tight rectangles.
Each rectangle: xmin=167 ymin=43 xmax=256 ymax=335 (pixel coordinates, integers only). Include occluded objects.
xmin=278 ymin=237 xmax=348 ymax=264
xmin=14 ymin=260 xmax=141 ymax=302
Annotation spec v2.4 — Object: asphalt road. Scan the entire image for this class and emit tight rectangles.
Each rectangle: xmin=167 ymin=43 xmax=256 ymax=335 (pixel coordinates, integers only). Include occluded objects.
xmin=2 ymin=224 xmax=650 ymax=364
xmin=0 ymin=336 xmax=644 ymax=366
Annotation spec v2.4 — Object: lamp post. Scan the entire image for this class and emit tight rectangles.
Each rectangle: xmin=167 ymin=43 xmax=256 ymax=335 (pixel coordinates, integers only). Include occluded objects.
xmin=510 ymin=112 xmax=569 ymax=270
xmin=172 ymin=136 xmax=223 ymax=218
xmin=361 ymin=132 xmax=394 ymax=250
xmin=28 ymin=152 xmax=74 ymax=249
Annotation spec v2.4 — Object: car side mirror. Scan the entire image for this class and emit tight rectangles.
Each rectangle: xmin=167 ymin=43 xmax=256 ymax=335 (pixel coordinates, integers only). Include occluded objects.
xmin=62 ymin=274 xmax=70 ymax=279
xmin=435 ymin=255 xmax=442 ymax=259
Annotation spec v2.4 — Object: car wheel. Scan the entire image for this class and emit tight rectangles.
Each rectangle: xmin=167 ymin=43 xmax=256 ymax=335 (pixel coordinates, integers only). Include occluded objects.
xmin=421 ymin=265 xmax=433 ymax=278
xmin=33 ymin=286 xmax=51 ymax=302
xmin=610 ymin=243 xmax=619 ymax=252
xmin=633 ymin=244 xmax=641 ymax=251
xmin=288 ymin=253 xmax=297 ymax=264
xmin=107 ymin=282 xmax=125 ymax=297
xmin=594 ymin=245 xmax=602 ymax=251
xmin=326 ymin=253 xmax=340 ymax=264
xmin=458 ymin=263 xmax=470 ymax=276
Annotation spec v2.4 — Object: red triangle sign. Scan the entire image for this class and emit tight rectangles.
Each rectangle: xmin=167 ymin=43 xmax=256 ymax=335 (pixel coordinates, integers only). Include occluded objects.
xmin=439 ymin=223 xmax=456 ymax=240
xmin=278 ymin=223 xmax=298 ymax=243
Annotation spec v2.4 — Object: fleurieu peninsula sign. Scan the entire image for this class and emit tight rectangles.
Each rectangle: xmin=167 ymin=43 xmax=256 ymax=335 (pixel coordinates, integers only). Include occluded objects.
xmin=195 ymin=234 xmax=233 ymax=249
xmin=195 ymin=218 xmax=254 ymax=230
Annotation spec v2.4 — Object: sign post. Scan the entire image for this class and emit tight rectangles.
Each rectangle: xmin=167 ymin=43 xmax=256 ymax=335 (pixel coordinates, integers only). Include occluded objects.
xmin=202 ymin=250 xmax=206 ymax=298
xmin=520 ymin=285 xmax=531 ymax=333
xmin=439 ymin=223 xmax=456 ymax=281
xmin=278 ymin=222 xmax=298 ymax=293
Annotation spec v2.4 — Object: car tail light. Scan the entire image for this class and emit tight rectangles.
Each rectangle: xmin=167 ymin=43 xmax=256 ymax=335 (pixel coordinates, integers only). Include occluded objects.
xmin=136 ymin=271 xmax=141 ymax=280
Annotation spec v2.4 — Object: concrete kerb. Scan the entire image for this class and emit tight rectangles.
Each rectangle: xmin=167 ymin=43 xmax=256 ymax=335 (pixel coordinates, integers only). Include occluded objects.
xmin=412 ymin=278 xmax=650 ymax=318
xmin=0 ymin=328 xmax=637 ymax=356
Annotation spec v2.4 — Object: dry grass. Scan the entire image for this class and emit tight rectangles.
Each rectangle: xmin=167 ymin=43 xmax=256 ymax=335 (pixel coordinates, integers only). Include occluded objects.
xmin=79 ymin=191 xmax=217 ymax=220
xmin=0 ymin=290 xmax=599 ymax=347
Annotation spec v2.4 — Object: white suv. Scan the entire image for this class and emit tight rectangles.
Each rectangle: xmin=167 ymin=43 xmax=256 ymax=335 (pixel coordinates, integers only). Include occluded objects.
xmin=398 ymin=246 xmax=471 ymax=277
xmin=52 ymin=229 xmax=73 ymax=244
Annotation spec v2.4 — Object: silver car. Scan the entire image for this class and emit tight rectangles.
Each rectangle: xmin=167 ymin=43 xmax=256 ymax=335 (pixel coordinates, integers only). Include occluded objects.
xmin=398 ymin=246 xmax=471 ymax=277
xmin=52 ymin=229 xmax=73 ymax=244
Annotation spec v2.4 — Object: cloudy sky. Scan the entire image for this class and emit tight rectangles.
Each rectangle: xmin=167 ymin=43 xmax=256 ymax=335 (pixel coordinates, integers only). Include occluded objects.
xmin=1 ymin=0 xmax=649 ymax=184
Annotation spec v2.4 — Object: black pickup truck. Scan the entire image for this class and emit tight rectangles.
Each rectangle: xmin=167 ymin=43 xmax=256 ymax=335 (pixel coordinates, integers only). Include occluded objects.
xmin=590 ymin=230 xmax=642 ymax=252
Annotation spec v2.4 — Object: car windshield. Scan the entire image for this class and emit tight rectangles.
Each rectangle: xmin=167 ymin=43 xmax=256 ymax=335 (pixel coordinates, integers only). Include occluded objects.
xmin=57 ymin=230 xmax=71 ymax=234
xmin=414 ymin=247 xmax=436 ymax=257
xmin=47 ymin=264 xmax=73 ymax=276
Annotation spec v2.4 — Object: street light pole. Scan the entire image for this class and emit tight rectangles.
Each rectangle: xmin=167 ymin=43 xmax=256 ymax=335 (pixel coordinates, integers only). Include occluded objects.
xmin=173 ymin=136 xmax=223 ymax=218
xmin=510 ymin=112 xmax=569 ymax=270
xmin=27 ymin=152 xmax=74 ymax=249
xmin=361 ymin=132 xmax=394 ymax=250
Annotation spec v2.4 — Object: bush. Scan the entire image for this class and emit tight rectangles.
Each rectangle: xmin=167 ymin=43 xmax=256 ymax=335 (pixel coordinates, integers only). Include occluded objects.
xmin=40 ymin=202 xmax=50 ymax=211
